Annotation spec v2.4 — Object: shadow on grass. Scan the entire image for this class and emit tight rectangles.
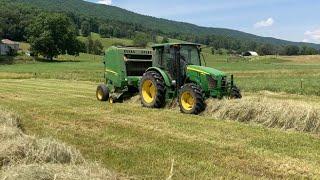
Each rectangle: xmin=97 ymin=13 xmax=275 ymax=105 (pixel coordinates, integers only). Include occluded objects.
xmin=35 ymin=58 xmax=80 ymax=63
xmin=0 ymin=56 xmax=15 ymax=65
xmin=0 ymin=55 xmax=81 ymax=65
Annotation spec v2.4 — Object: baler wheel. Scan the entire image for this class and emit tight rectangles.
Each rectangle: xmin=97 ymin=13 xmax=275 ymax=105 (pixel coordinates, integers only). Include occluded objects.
xmin=139 ymin=71 xmax=166 ymax=108
xmin=96 ymin=84 xmax=109 ymax=101
xmin=178 ymin=83 xmax=205 ymax=115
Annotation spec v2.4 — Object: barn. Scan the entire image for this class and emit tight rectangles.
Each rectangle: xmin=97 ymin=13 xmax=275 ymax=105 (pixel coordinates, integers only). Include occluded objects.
xmin=0 ymin=39 xmax=19 ymax=55
xmin=243 ymin=51 xmax=259 ymax=56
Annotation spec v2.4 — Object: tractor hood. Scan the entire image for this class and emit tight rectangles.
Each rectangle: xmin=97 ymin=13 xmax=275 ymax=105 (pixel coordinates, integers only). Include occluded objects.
xmin=187 ymin=65 xmax=226 ymax=77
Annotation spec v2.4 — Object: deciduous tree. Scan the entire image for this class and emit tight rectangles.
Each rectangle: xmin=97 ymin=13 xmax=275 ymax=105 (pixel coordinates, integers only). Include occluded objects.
xmin=28 ymin=13 xmax=83 ymax=60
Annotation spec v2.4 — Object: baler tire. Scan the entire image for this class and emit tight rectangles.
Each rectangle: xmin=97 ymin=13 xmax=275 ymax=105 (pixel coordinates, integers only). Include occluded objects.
xmin=178 ymin=83 xmax=205 ymax=115
xmin=96 ymin=84 xmax=109 ymax=101
xmin=230 ymin=86 xmax=242 ymax=99
xmin=139 ymin=71 xmax=166 ymax=108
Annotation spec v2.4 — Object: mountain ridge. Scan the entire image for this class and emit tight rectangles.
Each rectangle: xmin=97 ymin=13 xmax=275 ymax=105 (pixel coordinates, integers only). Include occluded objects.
xmin=5 ymin=0 xmax=320 ymax=49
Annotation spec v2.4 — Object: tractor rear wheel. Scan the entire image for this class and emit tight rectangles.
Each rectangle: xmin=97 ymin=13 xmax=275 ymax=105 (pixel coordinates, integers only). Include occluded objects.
xmin=139 ymin=71 xmax=166 ymax=108
xmin=178 ymin=83 xmax=205 ymax=115
xmin=230 ymin=86 xmax=242 ymax=99
xmin=96 ymin=84 xmax=109 ymax=101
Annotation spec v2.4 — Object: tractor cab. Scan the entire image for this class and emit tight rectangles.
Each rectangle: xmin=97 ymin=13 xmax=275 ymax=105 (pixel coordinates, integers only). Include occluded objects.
xmin=152 ymin=43 xmax=202 ymax=88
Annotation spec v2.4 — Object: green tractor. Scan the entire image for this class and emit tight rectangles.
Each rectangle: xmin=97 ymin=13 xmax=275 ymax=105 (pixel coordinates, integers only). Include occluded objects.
xmin=97 ymin=43 xmax=241 ymax=114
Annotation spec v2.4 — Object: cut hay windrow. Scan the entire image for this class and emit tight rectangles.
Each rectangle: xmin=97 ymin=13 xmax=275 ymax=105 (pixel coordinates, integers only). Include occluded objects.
xmin=127 ymin=95 xmax=320 ymax=134
xmin=0 ymin=107 xmax=126 ymax=180
xmin=204 ymin=97 xmax=320 ymax=134
xmin=1 ymin=164 xmax=118 ymax=180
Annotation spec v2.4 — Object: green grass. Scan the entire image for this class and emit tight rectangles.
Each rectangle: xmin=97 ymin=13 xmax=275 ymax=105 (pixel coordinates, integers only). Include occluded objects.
xmin=1 ymin=53 xmax=320 ymax=96
xmin=3 ymin=49 xmax=320 ymax=97
xmin=0 ymin=53 xmax=104 ymax=82
xmin=0 ymin=79 xmax=320 ymax=178
xmin=78 ymin=33 xmax=133 ymax=50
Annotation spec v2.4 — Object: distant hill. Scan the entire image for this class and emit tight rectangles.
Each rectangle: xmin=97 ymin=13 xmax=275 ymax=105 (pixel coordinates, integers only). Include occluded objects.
xmin=5 ymin=0 xmax=320 ymax=49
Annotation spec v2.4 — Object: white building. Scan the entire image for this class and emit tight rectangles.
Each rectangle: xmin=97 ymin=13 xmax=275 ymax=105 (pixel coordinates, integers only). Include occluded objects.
xmin=0 ymin=39 xmax=19 ymax=55
xmin=243 ymin=51 xmax=259 ymax=56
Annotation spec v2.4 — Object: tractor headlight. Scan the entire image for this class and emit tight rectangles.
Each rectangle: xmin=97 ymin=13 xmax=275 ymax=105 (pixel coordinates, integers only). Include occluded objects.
xmin=207 ymin=75 xmax=217 ymax=89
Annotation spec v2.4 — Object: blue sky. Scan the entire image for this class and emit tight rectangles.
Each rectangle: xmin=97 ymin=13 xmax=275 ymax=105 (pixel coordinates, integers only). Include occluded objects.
xmin=87 ymin=0 xmax=320 ymax=43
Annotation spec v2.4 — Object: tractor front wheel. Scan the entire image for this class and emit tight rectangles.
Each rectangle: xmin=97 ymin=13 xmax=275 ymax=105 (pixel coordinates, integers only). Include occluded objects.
xmin=178 ymin=84 xmax=205 ymax=115
xmin=139 ymin=71 xmax=166 ymax=108
xmin=96 ymin=84 xmax=109 ymax=101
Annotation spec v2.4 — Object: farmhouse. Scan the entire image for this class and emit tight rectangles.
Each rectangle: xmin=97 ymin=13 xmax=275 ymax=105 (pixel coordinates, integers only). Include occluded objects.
xmin=0 ymin=39 xmax=19 ymax=55
xmin=243 ymin=51 xmax=259 ymax=56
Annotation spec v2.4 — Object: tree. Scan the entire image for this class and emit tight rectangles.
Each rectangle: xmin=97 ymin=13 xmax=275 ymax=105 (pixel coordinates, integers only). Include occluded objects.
xmin=284 ymin=45 xmax=300 ymax=56
xmin=86 ymin=36 xmax=94 ymax=54
xmin=85 ymin=36 xmax=103 ymax=55
xmin=0 ymin=7 xmax=31 ymax=41
xmin=93 ymin=40 xmax=103 ymax=55
xmin=161 ymin=36 xmax=169 ymax=43
xmin=300 ymin=45 xmax=318 ymax=55
xmin=99 ymin=24 xmax=113 ymax=38
xmin=257 ymin=44 xmax=274 ymax=55
xmin=81 ymin=20 xmax=91 ymax=37
xmin=133 ymin=32 xmax=151 ymax=47
xmin=27 ymin=13 xmax=83 ymax=60
xmin=112 ymin=27 xmax=121 ymax=38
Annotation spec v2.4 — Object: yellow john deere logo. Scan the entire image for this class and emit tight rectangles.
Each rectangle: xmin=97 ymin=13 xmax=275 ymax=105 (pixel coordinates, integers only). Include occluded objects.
xmin=187 ymin=67 xmax=210 ymax=75
xmin=105 ymin=69 xmax=118 ymax=75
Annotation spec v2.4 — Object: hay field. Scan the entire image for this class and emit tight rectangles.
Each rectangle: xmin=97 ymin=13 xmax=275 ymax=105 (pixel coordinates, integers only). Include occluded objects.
xmin=281 ymin=55 xmax=320 ymax=64
xmin=1 ymin=79 xmax=320 ymax=178
xmin=1 ymin=51 xmax=320 ymax=178
xmin=0 ymin=107 xmax=124 ymax=180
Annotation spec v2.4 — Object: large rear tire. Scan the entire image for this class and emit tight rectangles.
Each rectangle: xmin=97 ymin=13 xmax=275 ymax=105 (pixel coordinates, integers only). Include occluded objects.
xmin=139 ymin=71 xmax=166 ymax=108
xmin=96 ymin=84 xmax=109 ymax=101
xmin=178 ymin=83 xmax=205 ymax=115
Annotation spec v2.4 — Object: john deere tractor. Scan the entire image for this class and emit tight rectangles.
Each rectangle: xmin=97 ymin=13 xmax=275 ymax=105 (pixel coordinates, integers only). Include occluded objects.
xmin=97 ymin=43 xmax=241 ymax=114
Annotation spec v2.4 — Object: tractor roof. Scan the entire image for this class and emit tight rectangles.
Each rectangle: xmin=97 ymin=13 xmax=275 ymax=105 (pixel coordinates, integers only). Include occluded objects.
xmin=152 ymin=43 xmax=201 ymax=48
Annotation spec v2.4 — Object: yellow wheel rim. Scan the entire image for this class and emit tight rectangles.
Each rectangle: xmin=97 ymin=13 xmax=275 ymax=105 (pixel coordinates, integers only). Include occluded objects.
xmin=109 ymin=98 xmax=114 ymax=104
xmin=97 ymin=89 xmax=103 ymax=100
xmin=181 ymin=91 xmax=195 ymax=111
xmin=142 ymin=80 xmax=156 ymax=104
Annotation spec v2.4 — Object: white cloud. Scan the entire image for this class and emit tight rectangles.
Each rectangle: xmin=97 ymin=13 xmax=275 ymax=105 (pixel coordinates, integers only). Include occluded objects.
xmin=302 ymin=39 xmax=309 ymax=43
xmin=254 ymin=18 xmax=274 ymax=28
xmin=304 ymin=29 xmax=320 ymax=41
xmin=97 ymin=0 xmax=112 ymax=5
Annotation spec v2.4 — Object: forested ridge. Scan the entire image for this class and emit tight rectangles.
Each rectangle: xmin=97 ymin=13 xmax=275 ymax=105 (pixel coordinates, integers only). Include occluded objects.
xmin=0 ymin=0 xmax=319 ymax=55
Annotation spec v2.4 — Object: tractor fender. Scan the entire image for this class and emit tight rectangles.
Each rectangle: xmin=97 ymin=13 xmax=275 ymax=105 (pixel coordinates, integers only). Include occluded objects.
xmin=146 ymin=67 xmax=171 ymax=87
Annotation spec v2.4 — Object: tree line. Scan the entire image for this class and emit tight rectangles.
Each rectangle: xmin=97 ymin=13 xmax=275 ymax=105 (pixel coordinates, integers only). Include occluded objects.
xmin=0 ymin=1 xmax=319 ymax=59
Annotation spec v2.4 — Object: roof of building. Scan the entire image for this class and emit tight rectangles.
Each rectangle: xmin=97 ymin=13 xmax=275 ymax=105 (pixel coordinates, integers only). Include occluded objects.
xmin=243 ymin=51 xmax=259 ymax=56
xmin=1 ymin=39 xmax=19 ymax=45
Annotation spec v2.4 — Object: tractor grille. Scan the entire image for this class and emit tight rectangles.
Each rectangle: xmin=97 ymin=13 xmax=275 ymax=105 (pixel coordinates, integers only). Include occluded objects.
xmin=207 ymin=76 xmax=217 ymax=89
